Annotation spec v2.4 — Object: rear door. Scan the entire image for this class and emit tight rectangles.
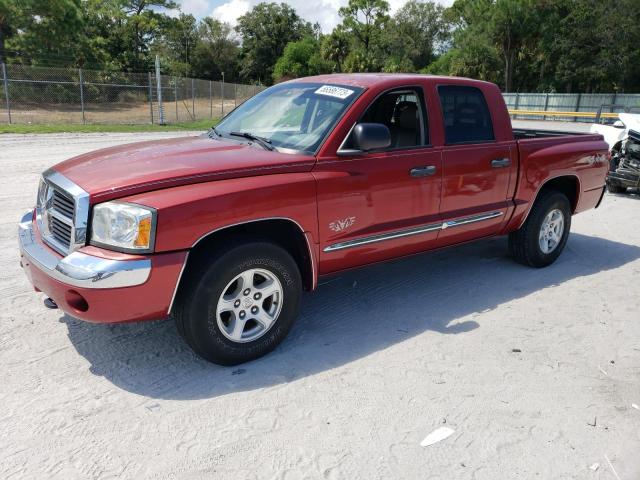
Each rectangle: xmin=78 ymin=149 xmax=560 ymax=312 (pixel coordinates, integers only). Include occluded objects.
xmin=436 ymin=85 xmax=516 ymax=245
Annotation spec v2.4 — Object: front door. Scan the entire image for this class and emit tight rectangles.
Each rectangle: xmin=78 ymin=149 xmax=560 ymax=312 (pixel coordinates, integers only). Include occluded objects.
xmin=314 ymin=87 xmax=443 ymax=274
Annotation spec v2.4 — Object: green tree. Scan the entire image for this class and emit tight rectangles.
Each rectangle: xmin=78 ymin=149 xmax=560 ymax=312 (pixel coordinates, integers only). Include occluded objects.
xmin=273 ymin=36 xmax=331 ymax=81
xmin=190 ymin=18 xmax=240 ymax=81
xmin=4 ymin=0 xmax=639 ymax=95
xmin=0 ymin=0 xmax=21 ymax=63
xmin=423 ymin=43 xmax=501 ymax=84
xmin=488 ymin=0 xmax=539 ymax=92
xmin=446 ymin=0 xmax=539 ymax=92
xmin=5 ymin=0 xmax=84 ymax=66
xmin=387 ymin=0 xmax=448 ymax=71
xmin=73 ymin=0 xmax=179 ymax=71
xmin=546 ymin=0 xmax=640 ymax=92
xmin=152 ymin=13 xmax=199 ymax=76
xmin=320 ymin=28 xmax=350 ymax=72
xmin=338 ymin=0 xmax=390 ymax=71
xmin=236 ymin=2 xmax=313 ymax=84
xmin=154 ymin=15 xmax=240 ymax=80
xmin=118 ymin=0 xmax=178 ymax=71
xmin=381 ymin=55 xmax=415 ymax=73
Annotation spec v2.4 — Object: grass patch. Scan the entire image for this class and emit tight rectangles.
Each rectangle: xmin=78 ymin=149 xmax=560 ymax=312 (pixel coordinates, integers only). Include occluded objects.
xmin=0 ymin=119 xmax=218 ymax=134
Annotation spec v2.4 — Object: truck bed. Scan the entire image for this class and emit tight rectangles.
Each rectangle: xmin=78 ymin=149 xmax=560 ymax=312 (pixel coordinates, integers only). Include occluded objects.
xmin=512 ymin=128 xmax=592 ymax=139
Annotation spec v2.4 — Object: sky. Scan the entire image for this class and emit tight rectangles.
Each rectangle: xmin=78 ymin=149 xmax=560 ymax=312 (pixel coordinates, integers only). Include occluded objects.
xmin=176 ymin=0 xmax=453 ymax=33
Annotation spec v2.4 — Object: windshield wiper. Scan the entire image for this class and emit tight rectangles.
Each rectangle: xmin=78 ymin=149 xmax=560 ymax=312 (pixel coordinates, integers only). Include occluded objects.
xmin=229 ymin=131 xmax=275 ymax=151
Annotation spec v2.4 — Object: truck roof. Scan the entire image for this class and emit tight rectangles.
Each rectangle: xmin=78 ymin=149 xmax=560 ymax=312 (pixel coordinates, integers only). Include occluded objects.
xmin=292 ymin=73 xmax=494 ymax=89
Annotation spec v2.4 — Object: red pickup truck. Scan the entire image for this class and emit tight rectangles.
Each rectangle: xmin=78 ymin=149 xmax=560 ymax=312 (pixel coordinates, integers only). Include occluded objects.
xmin=19 ymin=74 xmax=609 ymax=364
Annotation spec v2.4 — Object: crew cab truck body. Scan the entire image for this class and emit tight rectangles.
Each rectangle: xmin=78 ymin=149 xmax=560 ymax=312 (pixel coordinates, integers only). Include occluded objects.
xmin=18 ymin=74 xmax=609 ymax=364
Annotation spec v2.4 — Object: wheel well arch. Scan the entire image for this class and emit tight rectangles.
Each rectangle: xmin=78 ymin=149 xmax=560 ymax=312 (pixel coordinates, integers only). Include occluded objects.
xmin=170 ymin=218 xmax=315 ymax=313
xmin=537 ymin=175 xmax=580 ymax=213
xmin=517 ymin=175 xmax=581 ymax=229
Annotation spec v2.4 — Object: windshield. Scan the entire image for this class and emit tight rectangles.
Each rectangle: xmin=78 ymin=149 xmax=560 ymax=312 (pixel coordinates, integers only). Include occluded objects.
xmin=214 ymin=82 xmax=363 ymax=153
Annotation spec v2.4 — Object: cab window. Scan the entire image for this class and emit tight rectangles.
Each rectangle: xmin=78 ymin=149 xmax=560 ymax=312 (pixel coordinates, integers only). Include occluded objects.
xmin=346 ymin=88 xmax=428 ymax=150
xmin=438 ymin=85 xmax=494 ymax=144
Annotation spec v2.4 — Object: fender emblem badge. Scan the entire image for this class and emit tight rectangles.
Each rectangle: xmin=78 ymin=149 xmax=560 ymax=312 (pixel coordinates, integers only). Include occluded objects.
xmin=329 ymin=216 xmax=356 ymax=232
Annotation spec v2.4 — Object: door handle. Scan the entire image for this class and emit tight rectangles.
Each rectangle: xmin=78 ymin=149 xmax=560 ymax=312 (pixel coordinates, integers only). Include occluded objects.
xmin=410 ymin=165 xmax=437 ymax=177
xmin=491 ymin=158 xmax=511 ymax=168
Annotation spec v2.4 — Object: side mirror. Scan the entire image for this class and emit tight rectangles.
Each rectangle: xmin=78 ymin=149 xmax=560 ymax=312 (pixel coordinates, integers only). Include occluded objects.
xmin=613 ymin=120 xmax=625 ymax=128
xmin=352 ymin=123 xmax=391 ymax=152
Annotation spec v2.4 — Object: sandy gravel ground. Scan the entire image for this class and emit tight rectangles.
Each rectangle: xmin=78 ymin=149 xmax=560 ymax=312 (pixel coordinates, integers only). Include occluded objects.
xmin=1 ymin=131 xmax=639 ymax=480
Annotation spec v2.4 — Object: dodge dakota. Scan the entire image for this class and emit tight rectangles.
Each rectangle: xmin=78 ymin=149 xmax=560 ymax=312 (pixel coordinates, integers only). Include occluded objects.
xmin=19 ymin=74 xmax=609 ymax=365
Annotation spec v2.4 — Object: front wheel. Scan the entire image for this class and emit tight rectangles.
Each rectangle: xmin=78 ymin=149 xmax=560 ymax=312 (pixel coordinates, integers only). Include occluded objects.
xmin=175 ymin=241 xmax=302 ymax=365
xmin=509 ymin=190 xmax=571 ymax=268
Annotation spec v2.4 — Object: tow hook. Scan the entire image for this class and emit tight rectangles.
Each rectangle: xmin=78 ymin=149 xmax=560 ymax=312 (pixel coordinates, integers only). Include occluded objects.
xmin=43 ymin=298 xmax=58 ymax=309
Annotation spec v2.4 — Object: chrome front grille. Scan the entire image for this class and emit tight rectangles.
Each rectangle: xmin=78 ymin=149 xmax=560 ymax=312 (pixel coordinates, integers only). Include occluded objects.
xmin=52 ymin=190 xmax=75 ymax=218
xmin=36 ymin=170 xmax=89 ymax=256
xmin=49 ymin=212 xmax=73 ymax=248
xmin=47 ymin=189 xmax=75 ymax=250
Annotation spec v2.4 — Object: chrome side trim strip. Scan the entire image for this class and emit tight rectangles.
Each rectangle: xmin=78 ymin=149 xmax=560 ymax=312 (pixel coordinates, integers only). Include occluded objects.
xmin=19 ymin=212 xmax=151 ymax=289
xmin=441 ymin=211 xmax=503 ymax=229
xmin=324 ymin=211 xmax=503 ymax=252
xmin=324 ymin=222 xmax=442 ymax=252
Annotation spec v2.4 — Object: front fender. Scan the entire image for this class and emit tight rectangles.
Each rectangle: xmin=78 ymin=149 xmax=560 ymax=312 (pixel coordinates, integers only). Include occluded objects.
xmin=119 ymin=173 xmax=319 ymax=252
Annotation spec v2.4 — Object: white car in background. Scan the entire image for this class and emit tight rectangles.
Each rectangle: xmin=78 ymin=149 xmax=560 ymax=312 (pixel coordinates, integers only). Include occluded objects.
xmin=591 ymin=113 xmax=640 ymax=193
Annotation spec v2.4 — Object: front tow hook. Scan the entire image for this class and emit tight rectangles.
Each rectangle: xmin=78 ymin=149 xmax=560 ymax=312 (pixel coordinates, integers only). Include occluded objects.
xmin=44 ymin=298 xmax=58 ymax=309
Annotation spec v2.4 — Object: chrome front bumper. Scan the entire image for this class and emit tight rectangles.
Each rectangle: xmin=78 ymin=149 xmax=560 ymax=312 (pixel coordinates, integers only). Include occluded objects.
xmin=19 ymin=211 xmax=151 ymax=289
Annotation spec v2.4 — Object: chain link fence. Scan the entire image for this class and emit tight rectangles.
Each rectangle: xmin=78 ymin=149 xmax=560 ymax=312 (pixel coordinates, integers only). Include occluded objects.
xmin=3 ymin=64 xmax=640 ymax=126
xmin=0 ymin=63 xmax=265 ymax=125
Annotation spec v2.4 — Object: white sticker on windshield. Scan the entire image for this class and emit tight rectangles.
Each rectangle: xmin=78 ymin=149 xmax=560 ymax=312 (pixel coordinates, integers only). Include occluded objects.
xmin=315 ymin=85 xmax=354 ymax=100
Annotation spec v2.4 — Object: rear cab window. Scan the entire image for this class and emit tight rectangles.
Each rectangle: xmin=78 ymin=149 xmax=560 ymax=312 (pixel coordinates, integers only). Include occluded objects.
xmin=438 ymin=85 xmax=495 ymax=145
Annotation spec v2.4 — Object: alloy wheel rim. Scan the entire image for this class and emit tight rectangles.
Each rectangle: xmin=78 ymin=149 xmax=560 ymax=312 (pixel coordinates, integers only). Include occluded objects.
xmin=538 ymin=208 xmax=564 ymax=254
xmin=216 ymin=268 xmax=283 ymax=343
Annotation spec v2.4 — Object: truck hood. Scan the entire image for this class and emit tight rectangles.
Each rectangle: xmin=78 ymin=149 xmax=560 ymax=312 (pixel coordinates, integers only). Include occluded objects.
xmin=53 ymin=135 xmax=315 ymax=201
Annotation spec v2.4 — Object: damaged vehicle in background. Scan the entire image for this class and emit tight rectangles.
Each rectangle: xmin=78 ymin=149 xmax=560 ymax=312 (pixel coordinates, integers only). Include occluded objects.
xmin=592 ymin=113 xmax=640 ymax=194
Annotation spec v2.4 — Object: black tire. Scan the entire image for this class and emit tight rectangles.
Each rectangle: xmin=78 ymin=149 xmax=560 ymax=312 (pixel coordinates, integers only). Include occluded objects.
xmin=174 ymin=241 xmax=302 ymax=365
xmin=508 ymin=190 xmax=571 ymax=268
xmin=607 ymin=182 xmax=627 ymax=194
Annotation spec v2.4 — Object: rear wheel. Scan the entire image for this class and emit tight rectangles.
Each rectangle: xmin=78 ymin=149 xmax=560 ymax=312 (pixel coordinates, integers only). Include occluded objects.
xmin=509 ymin=190 xmax=571 ymax=268
xmin=175 ymin=241 xmax=302 ymax=365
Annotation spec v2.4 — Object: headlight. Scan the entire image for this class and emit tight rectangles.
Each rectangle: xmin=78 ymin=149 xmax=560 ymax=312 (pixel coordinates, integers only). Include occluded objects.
xmin=90 ymin=202 xmax=156 ymax=253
